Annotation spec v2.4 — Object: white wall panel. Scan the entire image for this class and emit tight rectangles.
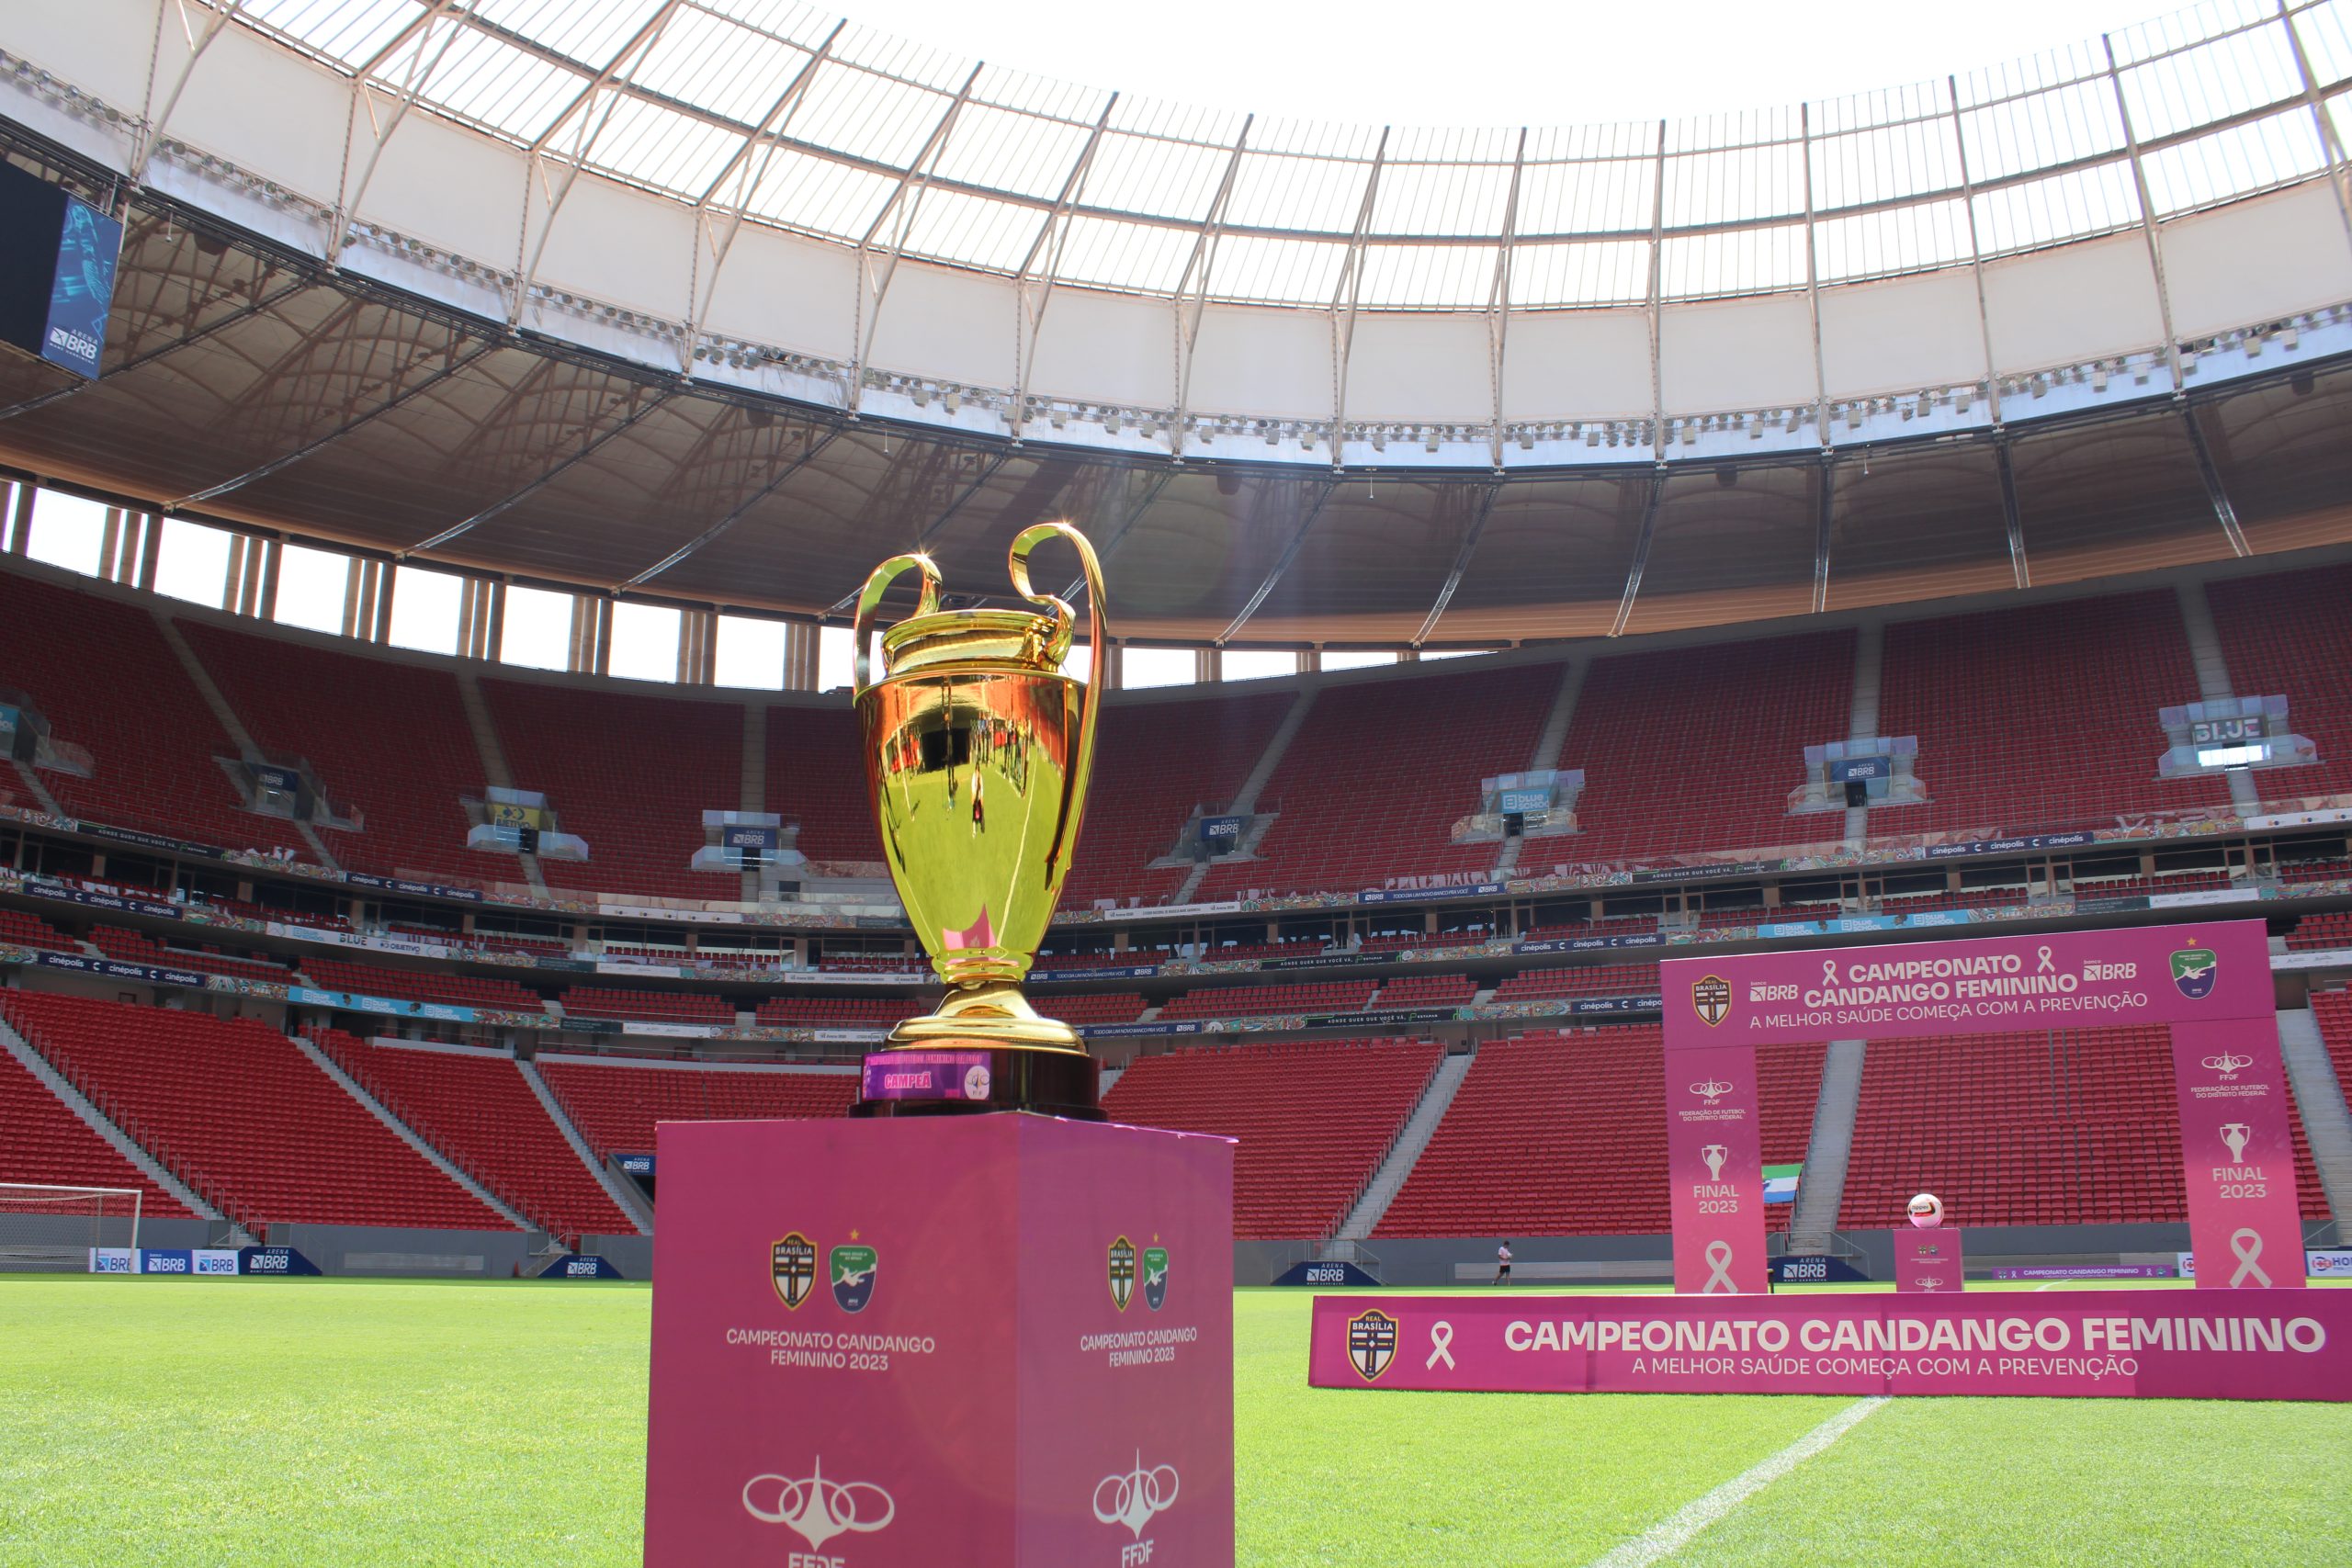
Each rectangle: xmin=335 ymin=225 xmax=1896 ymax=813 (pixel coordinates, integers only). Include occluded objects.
xmin=1026 ymin=287 xmax=1174 ymax=409
xmin=1500 ymin=309 xmax=1650 ymax=419
xmin=1817 ymin=269 xmax=1985 ymax=398
xmin=865 ymin=262 xmax=1016 ymax=389
xmin=164 ymin=26 xmax=351 ymax=203
xmin=2159 ymin=184 xmax=2352 ymax=339
xmin=6 ymin=0 xmax=163 ymax=118
xmin=358 ymin=108 xmax=528 ymax=269
xmin=1343 ymin=312 xmax=1492 ymax=421
xmin=1982 ymin=234 xmax=2164 ymax=371
xmin=701 ymin=227 xmax=858 ymax=361
xmin=1658 ymin=294 xmax=1815 ymax=413
xmin=531 ymin=173 xmax=698 ymax=322
xmin=1185 ymin=305 xmax=1331 ymax=420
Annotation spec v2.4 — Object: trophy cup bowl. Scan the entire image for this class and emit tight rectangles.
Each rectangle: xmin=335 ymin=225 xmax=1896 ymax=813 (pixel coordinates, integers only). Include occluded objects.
xmin=847 ymin=522 xmax=1105 ymax=1120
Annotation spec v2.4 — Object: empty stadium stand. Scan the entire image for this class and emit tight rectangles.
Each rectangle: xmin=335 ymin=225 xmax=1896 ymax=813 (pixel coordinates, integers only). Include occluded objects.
xmin=537 ymin=1057 xmax=858 ymax=1160
xmin=178 ymin=619 xmax=486 ymax=883
xmin=311 ymin=1030 xmax=632 ymax=1241
xmin=1156 ymin=980 xmax=1380 ymax=1021
xmin=0 ymin=1039 xmax=195 ymax=1218
xmin=2207 ymin=562 xmax=2352 ymax=804
xmin=752 ymin=995 xmax=925 ymax=1027
xmin=1102 ymin=1038 xmax=1444 ymax=1238
xmin=1194 ymin=664 xmax=1562 ymax=898
xmin=1876 ymin=594 xmax=2231 ymax=838
xmin=0 ymin=991 xmax=507 ymax=1231
xmin=0 ymin=909 xmax=79 ymax=953
xmin=763 ymin=705 xmax=879 ymax=865
xmin=1491 ymin=964 xmax=1663 ymax=1000
xmin=0 ymin=572 xmax=310 ymax=856
xmin=559 ymin=987 xmax=732 ymax=1024
xmin=91 ymin=926 xmax=291 ymax=982
xmin=1061 ymin=690 xmax=1294 ymax=908
xmin=481 ymin=679 xmax=743 ymax=902
xmin=1838 ymin=1027 xmax=2187 ymax=1228
xmin=302 ymin=957 xmax=546 ymax=1013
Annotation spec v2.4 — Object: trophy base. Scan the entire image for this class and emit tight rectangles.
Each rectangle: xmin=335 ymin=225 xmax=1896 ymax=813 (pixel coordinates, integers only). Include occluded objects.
xmin=850 ymin=1043 xmax=1102 ymax=1121
xmin=851 ymin=983 xmax=1102 ymax=1119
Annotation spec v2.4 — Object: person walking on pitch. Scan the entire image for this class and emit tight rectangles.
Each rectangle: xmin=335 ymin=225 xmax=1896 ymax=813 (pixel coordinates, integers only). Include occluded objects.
xmin=1493 ymin=1240 xmax=1513 ymax=1285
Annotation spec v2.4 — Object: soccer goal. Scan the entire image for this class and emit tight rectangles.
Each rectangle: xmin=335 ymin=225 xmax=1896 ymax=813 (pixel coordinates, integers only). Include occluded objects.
xmin=0 ymin=1182 xmax=141 ymax=1272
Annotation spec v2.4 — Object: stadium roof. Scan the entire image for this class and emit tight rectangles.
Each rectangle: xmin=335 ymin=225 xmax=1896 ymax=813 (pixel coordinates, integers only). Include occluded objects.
xmin=0 ymin=2 xmax=2350 ymax=642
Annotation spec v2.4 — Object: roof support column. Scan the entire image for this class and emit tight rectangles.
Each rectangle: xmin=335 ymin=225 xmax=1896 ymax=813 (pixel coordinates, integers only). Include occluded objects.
xmin=1995 ymin=440 xmax=2030 ymax=588
xmin=782 ymin=622 xmax=819 ymax=692
xmin=1647 ymin=119 xmax=1668 ymax=461
xmin=678 ymin=609 xmax=717 ymax=685
xmin=2180 ymin=410 xmax=2252 ymax=558
xmin=2278 ymin=0 xmax=2352 ymax=266
xmin=1948 ymin=75 xmax=2004 ymax=428
xmin=2102 ymin=34 xmax=2186 ymax=389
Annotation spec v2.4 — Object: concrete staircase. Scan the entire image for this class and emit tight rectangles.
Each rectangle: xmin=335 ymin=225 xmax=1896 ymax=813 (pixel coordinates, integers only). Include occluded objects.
xmin=154 ymin=612 xmax=342 ymax=870
xmin=1334 ymin=1049 xmax=1473 ymax=1241
xmin=519 ymin=1058 xmax=654 ymax=1235
xmin=2175 ymin=581 xmax=2259 ymax=812
xmin=1171 ymin=685 xmax=1322 ymax=903
xmin=0 ymin=1017 xmax=220 ymax=1220
xmin=457 ymin=670 xmax=548 ymax=896
xmin=290 ymin=1030 xmax=533 ymax=1230
xmin=1784 ymin=1038 xmax=1867 ymax=1253
xmin=1842 ymin=622 xmax=1883 ymax=848
xmin=8 ymin=756 xmax=66 ymax=818
xmin=740 ymin=701 xmax=767 ymax=901
xmin=1494 ymin=660 xmax=1587 ymax=877
xmin=2278 ymin=1009 xmax=2352 ymax=1227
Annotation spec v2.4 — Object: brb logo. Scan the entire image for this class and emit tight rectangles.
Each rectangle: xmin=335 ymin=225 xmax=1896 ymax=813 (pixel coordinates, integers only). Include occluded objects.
xmin=1093 ymin=1454 xmax=1180 ymax=1565
xmin=742 ymin=1460 xmax=893 ymax=1565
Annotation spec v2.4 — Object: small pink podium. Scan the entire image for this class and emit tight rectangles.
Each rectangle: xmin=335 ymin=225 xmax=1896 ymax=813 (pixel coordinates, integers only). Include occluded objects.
xmin=644 ymin=1113 xmax=1235 ymax=1567
xmin=1894 ymin=1227 xmax=1965 ymax=1292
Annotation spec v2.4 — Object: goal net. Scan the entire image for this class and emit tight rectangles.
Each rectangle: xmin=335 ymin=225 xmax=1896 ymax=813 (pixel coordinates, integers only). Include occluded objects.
xmin=0 ymin=1183 xmax=141 ymax=1272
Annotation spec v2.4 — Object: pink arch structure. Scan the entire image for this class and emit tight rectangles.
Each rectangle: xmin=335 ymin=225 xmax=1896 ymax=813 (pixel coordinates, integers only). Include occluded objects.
xmin=1660 ymin=919 xmax=2303 ymax=1294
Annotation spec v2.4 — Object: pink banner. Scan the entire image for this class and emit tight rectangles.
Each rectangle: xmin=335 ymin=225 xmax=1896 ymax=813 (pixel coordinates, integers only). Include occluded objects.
xmin=1660 ymin=920 xmax=2275 ymax=1050
xmin=1665 ymin=1043 xmax=1768 ymax=1294
xmin=2170 ymin=1020 xmax=2308 ymax=1290
xmin=645 ymin=1115 xmax=1234 ymax=1566
xmin=1894 ymin=1226 xmax=1965 ymax=1292
xmin=1309 ymin=1291 xmax=2352 ymax=1400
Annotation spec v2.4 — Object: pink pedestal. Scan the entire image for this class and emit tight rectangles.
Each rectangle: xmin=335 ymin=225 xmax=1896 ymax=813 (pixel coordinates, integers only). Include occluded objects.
xmin=644 ymin=1114 xmax=1235 ymax=1567
xmin=1894 ymin=1226 xmax=1965 ymax=1292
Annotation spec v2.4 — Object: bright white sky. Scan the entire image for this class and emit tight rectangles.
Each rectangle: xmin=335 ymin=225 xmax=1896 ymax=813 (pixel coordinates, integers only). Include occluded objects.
xmin=839 ymin=0 xmax=2167 ymax=125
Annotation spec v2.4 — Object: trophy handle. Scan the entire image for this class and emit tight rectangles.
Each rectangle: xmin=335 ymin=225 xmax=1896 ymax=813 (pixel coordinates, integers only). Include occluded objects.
xmin=851 ymin=552 xmax=942 ymax=696
xmin=1007 ymin=522 xmax=1106 ymax=886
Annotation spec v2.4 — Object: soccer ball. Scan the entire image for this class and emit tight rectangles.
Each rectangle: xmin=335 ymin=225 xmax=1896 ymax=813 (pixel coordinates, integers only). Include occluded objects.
xmin=1906 ymin=1192 xmax=1944 ymax=1228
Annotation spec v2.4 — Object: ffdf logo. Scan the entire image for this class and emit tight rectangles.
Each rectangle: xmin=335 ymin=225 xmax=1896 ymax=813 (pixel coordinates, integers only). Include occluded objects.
xmin=1094 ymin=1452 xmax=1180 ymax=1564
xmin=741 ymin=1460 xmax=894 ymax=1552
xmin=2200 ymin=1053 xmax=2254 ymax=1081
xmin=1690 ymin=1078 xmax=1736 ymax=1106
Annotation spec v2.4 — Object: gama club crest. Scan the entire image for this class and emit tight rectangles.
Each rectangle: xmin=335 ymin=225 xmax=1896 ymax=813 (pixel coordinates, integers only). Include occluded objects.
xmin=1142 ymin=1246 xmax=1170 ymax=1311
xmin=830 ymin=1242 xmax=877 ymax=1314
xmin=2172 ymin=945 xmax=2218 ymax=1000
xmin=1691 ymin=975 xmax=1731 ymax=1027
xmin=771 ymin=1232 xmax=818 ymax=1310
xmin=1346 ymin=1308 xmax=1399 ymax=1382
xmin=1108 ymin=1235 xmax=1137 ymax=1311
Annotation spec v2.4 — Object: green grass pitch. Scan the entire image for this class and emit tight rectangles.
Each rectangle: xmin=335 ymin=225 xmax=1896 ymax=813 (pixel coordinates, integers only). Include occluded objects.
xmin=3 ymin=1275 xmax=2346 ymax=1565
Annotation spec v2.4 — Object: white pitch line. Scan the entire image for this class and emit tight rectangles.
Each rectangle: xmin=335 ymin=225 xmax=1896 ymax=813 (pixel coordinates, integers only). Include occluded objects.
xmin=1583 ymin=1395 xmax=1889 ymax=1568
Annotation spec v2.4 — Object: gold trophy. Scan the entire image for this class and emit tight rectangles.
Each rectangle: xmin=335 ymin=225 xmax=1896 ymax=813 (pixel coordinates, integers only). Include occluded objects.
xmin=847 ymin=522 xmax=1105 ymax=1119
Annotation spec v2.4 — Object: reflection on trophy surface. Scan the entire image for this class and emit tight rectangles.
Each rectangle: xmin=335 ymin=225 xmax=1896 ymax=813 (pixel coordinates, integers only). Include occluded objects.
xmin=1701 ymin=1145 xmax=1728 ymax=1183
xmin=2221 ymin=1122 xmax=2252 ymax=1164
xmin=849 ymin=521 xmax=1106 ymax=1117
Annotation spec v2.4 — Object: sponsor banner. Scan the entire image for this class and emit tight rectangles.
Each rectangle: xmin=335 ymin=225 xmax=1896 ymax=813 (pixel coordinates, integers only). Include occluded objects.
xmin=1566 ymin=995 xmax=1663 ymax=1017
xmin=860 ymin=1050 xmax=997 ymax=1104
xmin=1828 ymin=756 xmax=1891 ymax=784
xmin=1634 ymin=862 xmax=1770 ymax=885
xmin=1358 ymin=882 xmax=1507 ymax=905
xmin=287 ymin=986 xmax=480 ymax=1024
xmin=343 ymin=872 xmax=486 ymax=903
xmin=541 ymin=1254 xmax=627 ymax=1280
xmin=618 ymin=1153 xmax=656 ymax=1177
xmin=88 ymin=1247 xmax=135 ymax=1274
xmin=1770 ymin=1256 xmax=1870 ymax=1285
xmin=1666 ymin=1044 xmax=1767 ymax=1295
xmin=192 ymin=1249 xmax=241 ymax=1276
xmin=1925 ymin=830 xmax=2098 ymax=861
xmin=138 ymin=1248 xmax=192 ymax=1275
xmin=808 ymin=1026 xmax=889 ymax=1043
xmin=2169 ymin=1021 xmax=2307 ymax=1291
xmin=1261 ymin=951 xmax=1369 ymax=970
xmin=621 ymin=1021 xmax=721 ymax=1039
xmin=1081 ymin=1021 xmax=1204 ymax=1039
xmin=1309 ymin=1290 xmax=2352 ymax=1399
xmin=2246 ymin=807 xmax=2352 ymax=830
xmin=24 ymin=876 xmax=184 ymax=920
xmin=1033 ymin=964 xmax=1160 ymax=982
xmin=1989 ymin=1266 xmax=2177 ymax=1280
xmin=2272 ymin=949 xmax=2352 ymax=970
xmin=1273 ymin=1259 xmax=1382 ymax=1288
xmin=1894 ymin=1227 xmax=1965 ymax=1293
xmin=1661 ymin=920 xmax=2274 ymax=1049
xmin=35 ymin=951 xmax=211 ymax=989
xmin=1899 ymin=908 xmax=1977 ymax=929
xmin=2074 ymin=896 xmax=2151 ymax=915
xmin=1306 ymin=1006 xmax=1459 ymax=1029
xmin=2305 ymin=1250 xmax=2352 ymax=1278
xmin=2149 ymin=887 xmax=2261 ymax=908
xmin=74 ymin=821 xmax=224 ymax=861
xmin=598 ymin=960 xmax=685 ymax=978
xmin=1198 ymin=815 xmax=1245 ymax=846
xmin=1514 ymin=931 xmax=1667 ymax=955
xmin=1756 ymin=920 xmax=1823 ymax=939
xmin=236 ymin=1246 xmax=322 ymax=1276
